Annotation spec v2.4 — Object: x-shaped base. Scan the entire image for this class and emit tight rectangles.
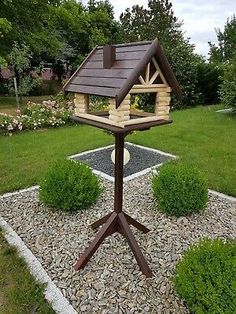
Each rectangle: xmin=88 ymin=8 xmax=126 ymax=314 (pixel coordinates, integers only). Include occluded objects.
xmin=74 ymin=212 xmax=153 ymax=278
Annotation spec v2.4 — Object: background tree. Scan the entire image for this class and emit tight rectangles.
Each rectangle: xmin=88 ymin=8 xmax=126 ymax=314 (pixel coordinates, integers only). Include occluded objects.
xmin=0 ymin=17 xmax=12 ymax=66
xmin=0 ymin=0 xmax=121 ymax=78
xmin=207 ymin=15 xmax=236 ymax=107
xmin=120 ymin=0 xmax=201 ymax=108
xmin=53 ymin=0 xmax=120 ymax=70
xmin=219 ymin=55 xmax=236 ymax=112
xmin=0 ymin=0 xmax=61 ymax=60
xmin=7 ymin=43 xmax=41 ymax=105
xmin=196 ymin=57 xmax=221 ymax=105
xmin=209 ymin=15 xmax=236 ymax=64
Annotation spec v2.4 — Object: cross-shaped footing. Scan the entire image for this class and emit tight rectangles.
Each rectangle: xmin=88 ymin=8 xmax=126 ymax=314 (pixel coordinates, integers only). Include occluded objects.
xmin=74 ymin=212 xmax=153 ymax=278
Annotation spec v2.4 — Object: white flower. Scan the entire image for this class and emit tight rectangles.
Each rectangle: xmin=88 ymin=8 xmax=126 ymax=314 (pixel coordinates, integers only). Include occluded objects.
xmin=7 ymin=125 xmax=13 ymax=130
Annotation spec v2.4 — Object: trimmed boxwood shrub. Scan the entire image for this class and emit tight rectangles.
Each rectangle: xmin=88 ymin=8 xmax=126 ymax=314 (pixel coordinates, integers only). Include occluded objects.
xmin=152 ymin=161 xmax=208 ymax=217
xmin=173 ymin=238 xmax=236 ymax=314
xmin=39 ymin=159 xmax=101 ymax=212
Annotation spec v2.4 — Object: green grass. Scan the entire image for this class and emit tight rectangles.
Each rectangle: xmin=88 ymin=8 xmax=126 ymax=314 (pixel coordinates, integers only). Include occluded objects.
xmin=0 ymin=104 xmax=235 ymax=196
xmin=0 ymin=96 xmax=50 ymax=114
xmin=0 ymin=125 xmax=113 ymax=193
xmin=0 ymin=229 xmax=54 ymax=314
xmin=128 ymin=105 xmax=236 ymax=196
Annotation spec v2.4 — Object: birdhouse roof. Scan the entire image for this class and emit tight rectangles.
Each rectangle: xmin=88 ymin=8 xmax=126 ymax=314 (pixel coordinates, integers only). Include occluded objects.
xmin=63 ymin=39 xmax=181 ymax=107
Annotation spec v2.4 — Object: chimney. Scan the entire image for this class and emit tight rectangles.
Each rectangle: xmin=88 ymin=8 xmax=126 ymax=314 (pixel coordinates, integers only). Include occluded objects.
xmin=103 ymin=45 xmax=116 ymax=69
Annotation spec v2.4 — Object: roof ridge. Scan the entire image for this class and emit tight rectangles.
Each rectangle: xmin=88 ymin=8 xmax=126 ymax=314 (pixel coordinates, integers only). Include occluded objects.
xmin=97 ymin=40 xmax=154 ymax=49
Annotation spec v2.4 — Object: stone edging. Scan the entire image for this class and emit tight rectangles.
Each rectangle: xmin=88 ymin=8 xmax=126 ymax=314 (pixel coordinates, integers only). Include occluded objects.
xmin=208 ymin=189 xmax=236 ymax=203
xmin=0 ymin=216 xmax=78 ymax=314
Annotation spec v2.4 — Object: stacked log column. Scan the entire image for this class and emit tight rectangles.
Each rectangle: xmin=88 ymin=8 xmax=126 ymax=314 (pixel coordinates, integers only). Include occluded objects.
xmin=74 ymin=93 xmax=89 ymax=115
xmin=155 ymin=87 xmax=171 ymax=120
xmin=109 ymin=94 xmax=130 ymax=127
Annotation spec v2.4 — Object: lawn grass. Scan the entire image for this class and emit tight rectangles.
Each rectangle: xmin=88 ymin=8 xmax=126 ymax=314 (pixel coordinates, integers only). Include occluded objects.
xmin=0 ymin=104 xmax=235 ymax=196
xmin=0 ymin=96 xmax=50 ymax=115
xmin=128 ymin=105 xmax=236 ymax=196
xmin=0 ymin=228 xmax=54 ymax=314
xmin=0 ymin=125 xmax=113 ymax=193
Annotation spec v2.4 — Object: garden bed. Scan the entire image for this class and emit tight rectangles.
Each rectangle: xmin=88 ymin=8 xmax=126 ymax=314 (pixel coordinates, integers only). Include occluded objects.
xmin=0 ymin=174 xmax=235 ymax=313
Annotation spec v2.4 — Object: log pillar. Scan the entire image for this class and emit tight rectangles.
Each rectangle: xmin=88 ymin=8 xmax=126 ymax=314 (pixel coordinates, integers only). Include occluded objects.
xmin=109 ymin=94 xmax=131 ymax=127
xmin=155 ymin=88 xmax=171 ymax=120
xmin=74 ymin=93 xmax=89 ymax=115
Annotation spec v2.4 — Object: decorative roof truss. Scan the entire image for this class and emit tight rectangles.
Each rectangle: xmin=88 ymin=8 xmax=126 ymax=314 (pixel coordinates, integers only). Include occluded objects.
xmin=137 ymin=57 xmax=167 ymax=87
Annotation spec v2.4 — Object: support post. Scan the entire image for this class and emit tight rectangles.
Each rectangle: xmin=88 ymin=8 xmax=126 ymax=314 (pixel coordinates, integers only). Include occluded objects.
xmin=114 ymin=132 xmax=125 ymax=213
xmin=74 ymin=131 xmax=153 ymax=278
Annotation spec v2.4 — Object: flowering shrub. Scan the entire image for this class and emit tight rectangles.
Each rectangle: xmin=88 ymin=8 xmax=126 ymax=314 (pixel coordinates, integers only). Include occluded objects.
xmin=0 ymin=100 xmax=73 ymax=135
xmin=0 ymin=113 xmax=23 ymax=134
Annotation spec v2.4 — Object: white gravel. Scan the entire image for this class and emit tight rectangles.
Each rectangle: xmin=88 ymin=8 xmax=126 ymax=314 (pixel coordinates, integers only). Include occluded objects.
xmin=0 ymin=173 xmax=235 ymax=313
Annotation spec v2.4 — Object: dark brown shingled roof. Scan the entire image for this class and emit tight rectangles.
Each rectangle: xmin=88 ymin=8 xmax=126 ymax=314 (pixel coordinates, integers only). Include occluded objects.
xmin=63 ymin=39 xmax=181 ymax=107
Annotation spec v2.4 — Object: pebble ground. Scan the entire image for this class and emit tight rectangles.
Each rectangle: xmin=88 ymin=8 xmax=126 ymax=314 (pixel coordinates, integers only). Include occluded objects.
xmin=0 ymin=174 xmax=235 ymax=313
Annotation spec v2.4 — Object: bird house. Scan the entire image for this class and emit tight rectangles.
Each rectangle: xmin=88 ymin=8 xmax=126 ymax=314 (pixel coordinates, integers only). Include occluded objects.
xmin=62 ymin=39 xmax=181 ymax=278
xmin=63 ymin=39 xmax=181 ymax=130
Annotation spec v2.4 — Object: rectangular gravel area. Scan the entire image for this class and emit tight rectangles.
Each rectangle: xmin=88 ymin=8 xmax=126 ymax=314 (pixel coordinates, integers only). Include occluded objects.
xmin=70 ymin=142 xmax=174 ymax=180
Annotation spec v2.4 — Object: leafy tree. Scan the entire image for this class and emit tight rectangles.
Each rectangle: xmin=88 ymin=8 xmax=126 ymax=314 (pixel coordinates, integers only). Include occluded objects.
xmin=0 ymin=17 xmax=12 ymax=66
xmin=196 ymin=57 xmax=222 ymax=105
xmin=207 ymin=15 xmax=236 ymax=106
xmin=0 ymin=0 xmax=121 ymax=82
xmin=53 ymin=0 xmax=89 ymax=66
xmin=209 ymin=15 xmax=236 ymax=64
xmin=0 ymin=17 xmax=12 ymax=37
xmin=88 ymin=1 xmax=120 ymax=47
xmin=53 ymin=0 xmax=120 ymax=69
xmin=0 ymin=0 xmax=61 ymax=60
xmin=120 ymin=0 xmax=201 ymax=108
xmin=219 ymin=55 xmax=236 ymax=112
xmin=7 ymin=43 xmax=41 ymax=104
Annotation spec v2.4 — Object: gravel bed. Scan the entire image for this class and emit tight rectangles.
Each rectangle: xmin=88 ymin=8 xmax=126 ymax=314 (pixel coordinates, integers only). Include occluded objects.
xmin=0 ymin=174 xmax=235 ymax=313
xmin=72 ymin=143 xmax=173 ymax=178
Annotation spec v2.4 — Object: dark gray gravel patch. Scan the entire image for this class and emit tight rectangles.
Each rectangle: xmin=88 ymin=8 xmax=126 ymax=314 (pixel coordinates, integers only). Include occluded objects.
xmin=71 ymin=143 xmax=173 ymax=178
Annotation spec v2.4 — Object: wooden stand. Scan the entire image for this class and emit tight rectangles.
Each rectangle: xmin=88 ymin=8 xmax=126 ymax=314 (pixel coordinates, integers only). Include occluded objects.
xmin=74 ymin=132 xmax=153 ymax=278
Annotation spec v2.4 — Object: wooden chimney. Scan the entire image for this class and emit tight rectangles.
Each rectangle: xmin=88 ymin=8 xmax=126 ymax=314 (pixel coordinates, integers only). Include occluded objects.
xmin=103 ymin=45 xmax=116 ymax=69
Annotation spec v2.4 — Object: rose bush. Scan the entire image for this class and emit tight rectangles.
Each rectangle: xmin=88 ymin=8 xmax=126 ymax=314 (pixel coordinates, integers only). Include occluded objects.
xmin=0 ymin=100 xmax=74 ymax=135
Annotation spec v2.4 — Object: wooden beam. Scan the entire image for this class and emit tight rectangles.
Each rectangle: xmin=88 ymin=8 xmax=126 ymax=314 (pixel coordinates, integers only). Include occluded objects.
xmin=132 ymin=84 xmax=169 ymax=89
xmin=130 ymin=86 xmax=171 ymax=93
xmin=124 ymin=116 xmax=159 ymax=126
xmin=138 ymin=75 xmax=146 ymax=85
xmin=145 ymin=62 xmax=150 ymax=83
xmin=77 ymin=113 xmax=124 ymax=128
xmin=149 ymin=70 xmax=159 ymax=84
xmin=152 ymin=57 xmax=167 ymax=85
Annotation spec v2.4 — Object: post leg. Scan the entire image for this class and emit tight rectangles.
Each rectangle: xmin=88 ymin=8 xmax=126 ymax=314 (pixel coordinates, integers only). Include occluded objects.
xmin=90 ymin=212 xmax=112 ymax=230
xmin=118 ymin=212 xmax=153 ymax=278
xmin=124 ymin=213 xmax=150 ymax=234
xmin=74 ymin=212 xmax=117 ymax=271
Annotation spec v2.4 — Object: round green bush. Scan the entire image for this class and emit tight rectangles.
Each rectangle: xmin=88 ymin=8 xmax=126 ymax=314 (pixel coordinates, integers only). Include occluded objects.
xmin=39 ymin=159 xmax=101 ymax=212
xmin=152 ymin=161 xmax=208 ymax=217
xmin=173 ymin=238 xmax=236 ymax=314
